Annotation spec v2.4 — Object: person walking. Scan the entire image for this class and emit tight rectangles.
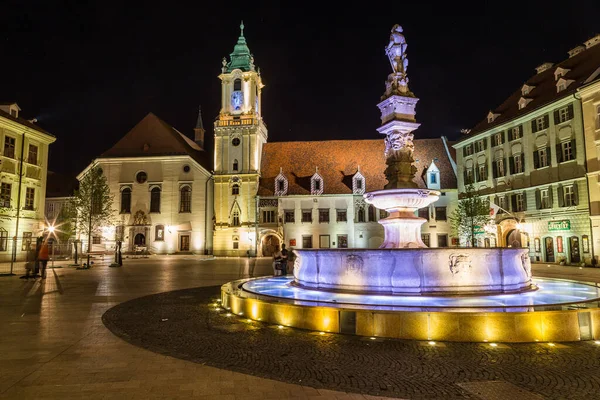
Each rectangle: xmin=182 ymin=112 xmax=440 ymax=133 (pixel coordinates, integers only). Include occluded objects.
xmin=272 ymin=245 xmax=282 ymax=276
xmin=38 ymin=236 xmax=50 ymax=279
xmin=280 ymin=244 xmax=289 ymax=276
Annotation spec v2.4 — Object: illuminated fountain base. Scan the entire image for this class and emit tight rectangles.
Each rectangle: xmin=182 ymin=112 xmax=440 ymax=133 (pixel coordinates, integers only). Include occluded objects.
xmin=221 ymin=276 xmax=600 ymax=342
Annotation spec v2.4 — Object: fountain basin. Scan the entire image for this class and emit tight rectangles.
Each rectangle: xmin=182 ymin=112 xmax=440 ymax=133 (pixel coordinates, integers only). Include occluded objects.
xmin=293 ymin=247 xmax=533 ymax=295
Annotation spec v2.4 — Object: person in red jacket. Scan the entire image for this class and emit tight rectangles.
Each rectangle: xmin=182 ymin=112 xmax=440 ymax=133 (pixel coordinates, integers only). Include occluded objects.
xmin=38 ymin=237 xmax=50 ymax=279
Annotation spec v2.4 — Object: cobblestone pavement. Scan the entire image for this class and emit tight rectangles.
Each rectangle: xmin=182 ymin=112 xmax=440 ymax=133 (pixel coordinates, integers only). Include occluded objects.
xmin=103 ymin=282 xmax=600 ymax=400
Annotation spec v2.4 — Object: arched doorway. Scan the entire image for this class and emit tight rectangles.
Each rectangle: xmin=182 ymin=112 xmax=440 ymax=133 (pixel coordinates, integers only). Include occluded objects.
xmin=134 ymin=233 xmax=146 ymax=246
xmin=261 ymin=235 xmax=280 ymax=257
xmin=506 ymin=229 xmax=522 ymax=247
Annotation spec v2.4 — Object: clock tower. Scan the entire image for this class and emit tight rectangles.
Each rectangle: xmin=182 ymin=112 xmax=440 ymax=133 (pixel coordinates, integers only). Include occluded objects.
xmin=213 ymin=22 xmax=268 ymax=256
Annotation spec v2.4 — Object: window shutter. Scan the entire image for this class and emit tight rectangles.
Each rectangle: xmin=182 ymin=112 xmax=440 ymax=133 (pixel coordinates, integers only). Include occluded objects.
xmin=556 ymin=143 xmax=563 ymax=163
xmin=521 ymin=153 xmax=525 ymax=172
xmin=483 ymin=138 xmax=488 ymax=150
xmin=463 ymin=169 xmax=467 ymax=184
xmin=501 ymin=131 xmax=505 ymax=143
xmin=509 ymin=156 xmax=515 ymax=174
xmin=531 ymin=119 xmax=538 ymax=133
xmin=484 ymin=162 xmax=488 ymax=180
xmin=554 ymin=110 xmax=560 ymax=125
xmin=508 ymin=129 xmax=513 ymax=141
xmin=492 ymin=160 xmax=498 ymax=178
xmin=475 ymin=166 xmax=480 ymax=182
xmin=518 ymin=125 xmax=523 ymax=137
xmin=491 ymin=135 xmax=496 ymax=147
xmin=533 ymin=150 xmax=540 ymax=169
xmin=567 ymin=103 xmax=574 ymax=120
xmin=558 ymin=185 xmax=565 ymax=207
xmin=523 ymin=192 xmax=528 ymax=211
xmin=548 ymin=185 xmax=554 ymax=208
xmin=463 ymin=147 xmax=467 ymax=157
xmin=571 ymin=139 xmax=577 ymax=160
xmin=535 ymin=189 xmax=541 ymax=209
xmin=503 ymin=158 xmax=507 ymax=176
xmin=511 ymin=194 xmax=517 ymax=212
xmin=547 ymin=146 xmax=552 ymax=166
xmin=544 ymin=114 xmax=549 ymax=129
xmin=573 ymin=182 xmax=579 ymax=205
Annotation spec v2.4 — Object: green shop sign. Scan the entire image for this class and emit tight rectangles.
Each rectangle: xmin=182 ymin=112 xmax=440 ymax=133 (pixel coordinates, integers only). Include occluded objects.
xmin=474 ymin=225 xmax=486 ymax=235
xmin=548 ymin=220 xmax=571 ymax=231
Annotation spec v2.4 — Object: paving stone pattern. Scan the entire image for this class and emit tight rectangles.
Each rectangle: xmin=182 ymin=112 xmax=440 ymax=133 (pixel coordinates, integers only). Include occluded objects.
xmin=103 ymin=285 xmax=600 ymax=400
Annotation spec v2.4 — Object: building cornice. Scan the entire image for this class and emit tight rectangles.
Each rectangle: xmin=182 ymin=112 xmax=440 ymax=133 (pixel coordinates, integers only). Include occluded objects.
xmin=0 ymin=117 xmax=56 ymax=144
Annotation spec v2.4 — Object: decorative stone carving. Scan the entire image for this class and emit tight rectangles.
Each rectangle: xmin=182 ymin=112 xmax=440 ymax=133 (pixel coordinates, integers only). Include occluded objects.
xmin=259 ymin=199 xmax=278 ymax=208
xmin=385 ymin=131 xmax=414 ymax=154
xmin=345 ymin=254 xmax=364 ymax=275
xmin=521 ymin=253 xmax=532 ymax=279
xmin=133 ymin=210 xmax=149 ymax=226
xmin=449 ymin=253 xmax=471 ymax=275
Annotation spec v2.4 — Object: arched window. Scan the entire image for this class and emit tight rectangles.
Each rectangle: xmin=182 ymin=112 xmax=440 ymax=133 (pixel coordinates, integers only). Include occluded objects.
xmin=155 ymin=225 xmax=164 ymax=241
xmin=150 ymin=187 xmax=161 ymax=213
xmin=232 ymin=184 xmax=240 ymax=195
xmin=180 ymin=186 xmax=191 ymax=213
xmin=232 ymin=210 xmax=240 ymax=226
xmin=120 ymin=188 xmax=131 ymax=213
xmin=233 ymin=159 xmax=238 ymax=171
xmin=368 ymin=205 xmax=375 ymax=222
xmin=357 ymin=207 xmax=365 ymax=223
xmin=234 ymin=78 xmax=242 ymax=91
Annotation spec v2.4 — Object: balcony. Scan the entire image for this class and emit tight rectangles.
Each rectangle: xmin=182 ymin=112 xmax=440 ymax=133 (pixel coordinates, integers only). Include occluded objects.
xmin=0 ymin=159 xmax=16 ymax=174
xmin=25 ymin=165 xmax=41 ymax=180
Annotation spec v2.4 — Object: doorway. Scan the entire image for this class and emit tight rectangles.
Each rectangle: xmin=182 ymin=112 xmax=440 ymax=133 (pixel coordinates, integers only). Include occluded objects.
xmin=261 ymin=235 xmax=280 ymax=256
xmin=134 ymin=233 xmax=145 ymax=246
xmin=569 ymin=236 xmax=581 ymax=263
xmin=506 ymin=229 xmax=522 ymax=247
xmin=544 ymin=237 xmax=555 ymax=262
xmin=180 ymin=234 xmax=190 ymax=251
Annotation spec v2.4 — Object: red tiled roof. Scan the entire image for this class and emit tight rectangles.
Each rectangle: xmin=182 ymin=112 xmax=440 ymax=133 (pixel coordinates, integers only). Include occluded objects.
xmin=258 ymin=138 xmax=456 ymax=196
xmin=99 ymin=113 xmax=210 ymax=169
xmin=466 ymin=40 xmax=600 ymax=138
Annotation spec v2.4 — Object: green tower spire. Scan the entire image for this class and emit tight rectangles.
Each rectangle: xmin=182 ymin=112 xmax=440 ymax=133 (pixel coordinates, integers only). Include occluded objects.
xmin=226 ymin=21 xmax=253 ymax=72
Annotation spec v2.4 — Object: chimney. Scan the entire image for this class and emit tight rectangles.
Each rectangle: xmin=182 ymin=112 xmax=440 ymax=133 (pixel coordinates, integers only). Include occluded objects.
xmin=194 ymin=105 xmax=205 ymax=149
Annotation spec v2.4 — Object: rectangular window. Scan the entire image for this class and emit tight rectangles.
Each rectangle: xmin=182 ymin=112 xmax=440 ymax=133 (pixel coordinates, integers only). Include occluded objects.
xmin=233 ymin=241 xmax=239 ymax=249
xmin=536 ymin=116 xmax=546 ymax=131
xmin=492 ymin=132 xmax=502 ymax=147
xmin=516 ymin=193 xmax=524 ymax=212
xmin=559 ymin=107 xmax=569 ymax=123
xmin=596 ymin=105 xmax=600 ymax=130
xmin=3 ymin=136 xmax=15 ymax=158
xmin=22 ymin=232 xmax=32 ymax=251
xmin=498 ymin=196 xmax=507 ymax=213
xmin=511 ymin=126 xmax=521 ymax=140
xmin=0 ymin=229 xmax=7 ymax=251
xmin=180 ymin=188 xmax=191 ymax=213
xmin=262 ymin=210 xmax=276 ymax=223
xmin=337 ymin=235 xmax=348 ymax=248
xmin=303 ymin=235 xmax=313 ymax=249
xmin=478 ymin=164 xmax=487 ymax=181
xmin=465 ymin=144 xmax=473 ymax=156
xmin=155 ymin=225 xmax=164 ymax=241
xmin=0 ymin=183 xmax=11 ymax=208
xmin=302 ymin=210 xmax=312 ymax=223
xmin=475 ymin=140 xmax=484 ymax=153
xmin=24 ymin=188 xmax=35 ymax=210
xmin=539 ymin=148 xmax=548 ymax=168
xmin=421 ymin=233 xmax=430 ymax=247
xmin=430 ymin=173 xmax=437 ymax=184
xmin=92 ymin=236 xmax=101 ymax=244
xmin=356 ymin=179 xmax=362 ymax=190
xmin=284 ymin=210 xmax=295 ymax=223
xmin=232 ymin=211 xmax=240 ymax=227
xmin=318 ymin=209 xmax=329 ymax=223
xmin=465 ymin=168 xmax=474 ymax=184
xmin=514 ymin=153 xmax=523 ymax=174
xmin=336 ymin=209 xmax=347 ymax=222
xmin=435 ymin=206 xmax=447 ymax=221
xmin=418 ymin=207 xmax=429 ymax=221
xmin=437 ymin=234 xmax=448 ymax=248
xmin=557 ymin=236 xmax=564 ymax=253
xmin=541 ymin=189 xmax=549 ymax=209
xmin=27 ymin=144 xmax=38 ymax=165
xmin=497 ymin=159 xmax=505 ymax=177
xmin=562 ymin=141 xmax=574 ymax=162
xmin=564 ymin=185 xmax=574 ymax=207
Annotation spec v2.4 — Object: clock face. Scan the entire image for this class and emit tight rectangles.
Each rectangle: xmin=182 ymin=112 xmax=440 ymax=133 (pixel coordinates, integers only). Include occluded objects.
xmin=231 ymin=90 xmax=243 ymax=110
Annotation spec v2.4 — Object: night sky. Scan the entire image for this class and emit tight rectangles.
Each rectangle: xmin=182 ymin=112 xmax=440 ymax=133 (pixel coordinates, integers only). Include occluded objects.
xmin=3 ymin=1 xmax=600 ymax=177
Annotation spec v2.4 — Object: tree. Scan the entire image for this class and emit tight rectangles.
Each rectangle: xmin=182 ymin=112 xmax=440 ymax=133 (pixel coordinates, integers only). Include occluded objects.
xmin=450 ymin=184 xmax=492 ymax=247
xmin=70 ymin=166 xmax=114 ymax=267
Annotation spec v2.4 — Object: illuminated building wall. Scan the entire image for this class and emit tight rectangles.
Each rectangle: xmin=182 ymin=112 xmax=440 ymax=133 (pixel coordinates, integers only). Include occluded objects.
xmin=0 ymin=103 xmax=55 ymax=262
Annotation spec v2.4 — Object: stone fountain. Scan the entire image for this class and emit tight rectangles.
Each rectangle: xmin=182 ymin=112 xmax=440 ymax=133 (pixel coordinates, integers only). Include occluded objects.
xmin=293 ymin=25 xmax=533 ymax=295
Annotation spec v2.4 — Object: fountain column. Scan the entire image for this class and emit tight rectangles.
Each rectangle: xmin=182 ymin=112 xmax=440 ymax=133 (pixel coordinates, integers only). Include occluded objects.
xmin=365 ymin=24 xmax=440 ymax=248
